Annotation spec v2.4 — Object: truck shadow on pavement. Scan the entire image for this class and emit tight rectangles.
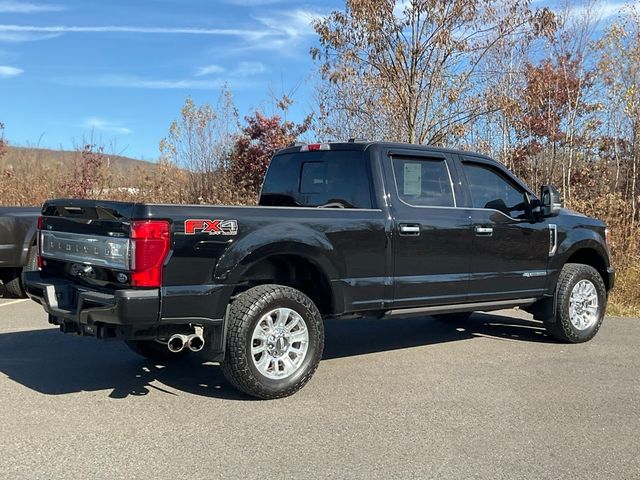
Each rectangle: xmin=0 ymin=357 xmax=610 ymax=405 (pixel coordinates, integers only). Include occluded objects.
xmin=0 ymin=312 xmax=551 ymax=400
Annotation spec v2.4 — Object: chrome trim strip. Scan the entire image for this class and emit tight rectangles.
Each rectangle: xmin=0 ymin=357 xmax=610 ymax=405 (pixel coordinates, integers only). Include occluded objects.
xmin=549 ymin=224 xmax=558 ymax=256
xmin=522 ymin=270 xmax=547 ymax=278
xmin=385 ymin=298 xmax=536 ymax=316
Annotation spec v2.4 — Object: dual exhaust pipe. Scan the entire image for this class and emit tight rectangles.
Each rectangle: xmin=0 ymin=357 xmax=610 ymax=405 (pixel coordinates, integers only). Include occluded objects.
xmin=167 ymin=332 xmax=205 ymax=353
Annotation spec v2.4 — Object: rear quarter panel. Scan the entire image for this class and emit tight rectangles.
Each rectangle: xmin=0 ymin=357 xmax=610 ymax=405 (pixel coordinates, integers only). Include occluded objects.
xmin=140 ymin=204 xmax=388 ymax=319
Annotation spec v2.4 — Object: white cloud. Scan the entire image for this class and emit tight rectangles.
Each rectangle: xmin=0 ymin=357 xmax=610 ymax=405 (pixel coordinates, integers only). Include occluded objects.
xmin=0 ymin=8 xmax=324 ymax=53
xmin=225 ymin=8 xmax=324 ymax=53
xmin=0 ymin=31 xmax=61 ymax=42
xmin=0 ymin=8 xmax=324 ymax=49
xmin=65 ymin=74 xmax=253 ymax=90
xmin=194 ymin=61 xmax=265 ymax=79
xmin=194 ymin=64 xmax=225 ymax=76
xmin=255 ymin=9 xmax=321 ymax=40
xmin=564 ymin=1 xmax=630 ymax=23
xmin=83 ymin=117 xmax=132 ymax=135
xmin=235 ymin=61 xmax=266 ymax=76
xmin=0 ymin=1 xmax=65 ymax=13
xmin=0 ymin=64 xmax=23 ymax=77
xmin=0 ymin=24 xmax=266 ymax=39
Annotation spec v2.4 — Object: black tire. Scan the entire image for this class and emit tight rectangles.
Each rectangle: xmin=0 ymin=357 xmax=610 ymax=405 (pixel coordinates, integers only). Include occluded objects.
xmin=4 ymin=246 xmax=38 ymax=298
xmin=125 ymin=339 xmax=190 ymax=363
xmin=222 ymin=284 xmax=324 ymax=400
xmin=543 ymin=263 xmax=607 ymax=343
xmin=433 ymin=311 xmax=472 ymax=322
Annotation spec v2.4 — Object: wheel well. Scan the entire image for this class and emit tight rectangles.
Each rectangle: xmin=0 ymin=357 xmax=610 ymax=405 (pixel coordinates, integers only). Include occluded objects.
xmin=233 ymin=255 xmax=334 ymax=315
xmin=566 ymin=248 xmax=608 ymax=289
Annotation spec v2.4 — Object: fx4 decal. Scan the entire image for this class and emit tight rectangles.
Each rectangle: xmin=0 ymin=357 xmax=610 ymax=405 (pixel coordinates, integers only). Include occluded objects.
xmin=184 ymin=219 xmax=238 ymax=236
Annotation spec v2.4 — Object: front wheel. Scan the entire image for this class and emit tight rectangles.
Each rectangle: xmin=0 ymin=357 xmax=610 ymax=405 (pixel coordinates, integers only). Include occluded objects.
xmin=222 ymin=284 xmax=324 ymax=399
xmin=543 ymin=263 xmax=607 ymax=343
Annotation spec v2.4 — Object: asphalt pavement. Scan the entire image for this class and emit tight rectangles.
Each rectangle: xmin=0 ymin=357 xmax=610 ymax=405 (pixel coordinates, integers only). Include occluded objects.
xmin=0 ymin=296 xmax=638 ymax=479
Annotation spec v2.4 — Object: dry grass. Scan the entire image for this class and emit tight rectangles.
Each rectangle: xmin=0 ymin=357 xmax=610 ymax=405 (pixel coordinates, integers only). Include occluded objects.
xmin=571 ymin=192 xmax=640 ymax=317
xmin=608 ymin=265 xmax=640 ymax=317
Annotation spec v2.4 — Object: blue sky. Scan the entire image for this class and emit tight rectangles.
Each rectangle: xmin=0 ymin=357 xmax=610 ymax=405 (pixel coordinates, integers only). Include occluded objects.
xmin=0 ymin=0 xmax=628 ymax=160
xmin=0 ymin=0 xmax=339 ymax=159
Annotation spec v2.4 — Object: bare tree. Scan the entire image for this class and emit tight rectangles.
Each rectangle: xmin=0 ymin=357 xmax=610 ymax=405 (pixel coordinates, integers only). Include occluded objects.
xmin=312 ymin=0 xmax=555 ymax=145
xmin=596 ymin=4 xmax=640 ymax=230
xmin=159 ymin=86 xmax=239 ymax=202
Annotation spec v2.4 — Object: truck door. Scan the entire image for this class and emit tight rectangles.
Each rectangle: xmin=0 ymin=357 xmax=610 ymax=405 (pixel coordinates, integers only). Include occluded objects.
xmin=458 ymin=156 xmax=550 ymax=301
xmin=386 ymin=150 xmax=472 ymax=308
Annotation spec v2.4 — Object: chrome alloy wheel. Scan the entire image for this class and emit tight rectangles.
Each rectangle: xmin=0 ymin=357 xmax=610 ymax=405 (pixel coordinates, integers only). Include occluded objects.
xmin=251 ymin=307 xmax=309 ymax=380
xmin=569 ymin=279 xmax=600 ymax=330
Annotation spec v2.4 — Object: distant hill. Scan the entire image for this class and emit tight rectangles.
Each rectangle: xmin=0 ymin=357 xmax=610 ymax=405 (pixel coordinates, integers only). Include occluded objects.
xmin=2 ymin=146 xmax=158 ymax=176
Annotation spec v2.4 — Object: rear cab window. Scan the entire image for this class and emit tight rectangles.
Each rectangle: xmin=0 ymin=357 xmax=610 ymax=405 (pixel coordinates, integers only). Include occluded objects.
xmin=260 ymin=149 xmax=374 ymax=209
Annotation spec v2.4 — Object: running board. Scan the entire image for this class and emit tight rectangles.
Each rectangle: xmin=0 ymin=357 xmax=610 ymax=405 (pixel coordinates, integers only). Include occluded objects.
xmin=384 ymin=298 xmax=536 ymax=317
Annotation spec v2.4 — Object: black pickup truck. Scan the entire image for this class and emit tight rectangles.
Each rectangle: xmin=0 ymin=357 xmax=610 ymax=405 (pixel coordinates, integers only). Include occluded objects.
xmin=25 ymin=141 xmax=614 ymax=399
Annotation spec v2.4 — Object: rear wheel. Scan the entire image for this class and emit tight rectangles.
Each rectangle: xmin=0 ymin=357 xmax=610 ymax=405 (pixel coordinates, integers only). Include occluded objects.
xmin=543 ymin=263 xmax=606 ymax=343
xmin=222 ymin=284 xmax=324 ymax=399
xmin=4 ymin=246 xmax=38 ymax=298
xmin=125 ymin=339 xmax=190 ymax=363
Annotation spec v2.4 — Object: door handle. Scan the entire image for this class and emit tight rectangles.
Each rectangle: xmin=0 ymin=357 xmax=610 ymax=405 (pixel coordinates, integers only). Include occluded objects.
xmin=474 ymin=226 xmax=493 ymax=236
xmin=399 ymin=224 xmax=421 ymax=236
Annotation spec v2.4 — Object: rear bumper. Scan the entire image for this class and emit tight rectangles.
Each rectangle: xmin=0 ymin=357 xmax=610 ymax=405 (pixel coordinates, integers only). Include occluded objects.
xmin=24 ymin=271 xmax=160 ymax=336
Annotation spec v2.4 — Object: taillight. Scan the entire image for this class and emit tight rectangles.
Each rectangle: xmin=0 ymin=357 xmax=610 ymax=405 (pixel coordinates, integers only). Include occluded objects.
xmin=37 ymin=215 xmax=43 ymax=269
xmin=130 ymin=220 xmax=171 ymax=287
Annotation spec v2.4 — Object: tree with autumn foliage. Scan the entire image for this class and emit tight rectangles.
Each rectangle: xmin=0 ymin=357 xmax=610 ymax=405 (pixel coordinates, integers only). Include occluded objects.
xmin=61 ymin=144 xmax=107 ymax=199
xmin=230 ymin=111 xmax=311 ymax=196
xmin=509 ymin=54 xmax=598 ymax=194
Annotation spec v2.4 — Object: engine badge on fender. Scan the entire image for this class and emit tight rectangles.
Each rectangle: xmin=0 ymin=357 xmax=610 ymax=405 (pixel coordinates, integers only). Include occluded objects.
xmin=184 ymin=219 xmax=238 ymax=236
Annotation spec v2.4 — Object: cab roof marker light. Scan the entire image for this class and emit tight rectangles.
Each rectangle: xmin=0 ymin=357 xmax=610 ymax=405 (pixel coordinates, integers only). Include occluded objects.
xmin=301 ymin=143 xmax=331 ymax=152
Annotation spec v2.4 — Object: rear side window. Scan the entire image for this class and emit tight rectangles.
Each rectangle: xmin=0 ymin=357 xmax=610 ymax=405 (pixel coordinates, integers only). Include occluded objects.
xmin=260 ymin=150 xmax=374 ymax=209
xmin=392 ymin=157 xmax=454 ymax=207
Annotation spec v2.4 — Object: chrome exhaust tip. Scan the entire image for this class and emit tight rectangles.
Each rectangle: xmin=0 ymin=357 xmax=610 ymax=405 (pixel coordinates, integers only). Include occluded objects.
xmin=167 ymin=334 xmax=189 ymax=353
xmin=187 ymin=334 xmax=205 ymax=352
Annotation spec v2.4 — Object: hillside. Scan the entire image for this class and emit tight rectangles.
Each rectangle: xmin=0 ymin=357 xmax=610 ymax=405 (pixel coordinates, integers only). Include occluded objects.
xmin=1 ymin=146 xmax=158 ymax=177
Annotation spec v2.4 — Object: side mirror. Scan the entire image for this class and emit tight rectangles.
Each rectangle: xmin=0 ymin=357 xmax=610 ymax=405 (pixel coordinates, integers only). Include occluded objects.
xmin=540 ymin=185 xmax=562 ymax=217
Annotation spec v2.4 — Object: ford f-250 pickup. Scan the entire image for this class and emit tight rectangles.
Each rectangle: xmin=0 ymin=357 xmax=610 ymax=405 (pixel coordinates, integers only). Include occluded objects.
xmin=25 ymin=141 xmax=615 ymax=399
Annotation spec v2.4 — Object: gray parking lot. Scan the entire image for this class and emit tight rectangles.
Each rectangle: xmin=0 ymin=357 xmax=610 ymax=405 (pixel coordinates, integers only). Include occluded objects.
xmin=0 ymin=296 xmax=638 ymax=479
